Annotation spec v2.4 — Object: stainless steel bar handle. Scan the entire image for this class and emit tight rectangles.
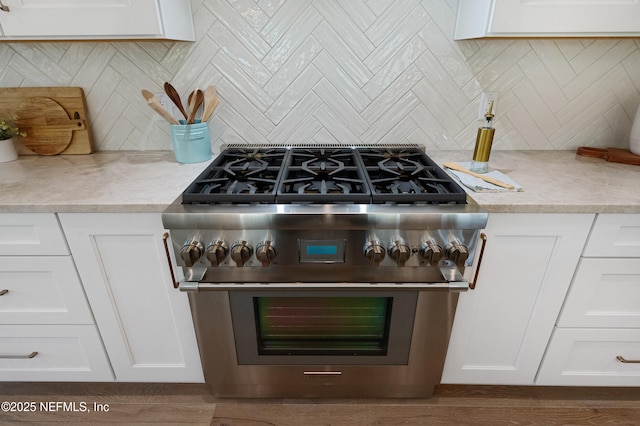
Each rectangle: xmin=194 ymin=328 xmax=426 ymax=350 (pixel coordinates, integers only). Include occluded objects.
xmin=181 ymin=281 xmax=470 ymax=292
xmin=0 ymin=352 xmax=38 ymax=359
xmin=617 ymin=356 xmax=640 ymax=364
xmin=0 ymin=289 xmax=8 ymax=296
xmin=0 ymin=1 xmax=9 ymax=12
xmin=303 ymin=371 xmax=342 ymax=376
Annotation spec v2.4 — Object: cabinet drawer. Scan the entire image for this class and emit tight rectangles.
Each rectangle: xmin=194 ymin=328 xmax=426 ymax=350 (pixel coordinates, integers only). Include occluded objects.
xmin=583 ymin=214 xmax=640 ymax=257
xmin=558 ymin=258 xmax=640 ymax=328
xmin=537 ymin=328 xmax=640 ymax=386
xmin=0 ymin=257 xmax=93 ymax=325
xmin=0 ymin=214 xmax=68 ymax=256
xmin=0 ymin=325 xmax=113 ymax=382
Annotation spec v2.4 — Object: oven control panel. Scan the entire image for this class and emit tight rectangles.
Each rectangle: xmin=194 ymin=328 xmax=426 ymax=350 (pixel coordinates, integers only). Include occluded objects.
xmin=170 ymin=228 xmax=480 ymax=272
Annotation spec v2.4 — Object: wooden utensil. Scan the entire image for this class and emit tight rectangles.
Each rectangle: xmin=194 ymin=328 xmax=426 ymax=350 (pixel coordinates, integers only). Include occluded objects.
xmin=163 ymin=82 xmax=188 ymax=121
xmin=14 ymin=97 xmax=84 ymax=155
xmin=141 ymin=89 xmax=179 ymax=125
xmin=202 ymin=97 xmax=219 ymax=123
xmin=201 ymin=86 xmax=218 ymax=122
xmin=443 ymin=162 xmax=515 ymax=190
xmin=186 ymin=89 xmax=203 ymax=124
xmin=576 ymin=146 xmax=640 ymax=166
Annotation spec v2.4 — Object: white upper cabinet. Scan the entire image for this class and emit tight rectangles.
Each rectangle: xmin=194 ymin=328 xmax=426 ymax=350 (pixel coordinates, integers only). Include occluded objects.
xmin=455 ymin=0 xmax=640 ymax=40
xmin=0 ymin=0 xmax=195 ymax=41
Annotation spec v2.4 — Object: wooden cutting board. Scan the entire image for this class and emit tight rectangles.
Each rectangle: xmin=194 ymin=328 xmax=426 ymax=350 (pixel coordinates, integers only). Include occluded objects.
xmin=0 ymin=87 xmax=93 ymax=155
xmin=576 ymin=147 xmax=640 ymax=166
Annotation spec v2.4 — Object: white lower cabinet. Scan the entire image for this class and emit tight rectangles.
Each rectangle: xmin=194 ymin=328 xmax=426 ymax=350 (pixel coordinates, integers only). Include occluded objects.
xmin=58 ymin=213 xmax=203 ymax=383
xmin=537 ymin=328 xmax=640 ymax=386
xmin=0 ymin=325 xmax=112 ymax=382
xmin=442 ymin=213 xmax=595 ymax=385
xmin=538 ymin=214 xmax=640 ymax=386
xmin=0 ymin=213 xmax=113 ymax=382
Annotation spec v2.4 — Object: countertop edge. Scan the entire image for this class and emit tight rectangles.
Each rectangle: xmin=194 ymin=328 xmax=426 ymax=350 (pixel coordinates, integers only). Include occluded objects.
xmin=1 ymin=150 xmax=640 ymax=215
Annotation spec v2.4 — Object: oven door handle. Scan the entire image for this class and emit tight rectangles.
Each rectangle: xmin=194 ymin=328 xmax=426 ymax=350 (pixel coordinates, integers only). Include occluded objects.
xmin=180 ymin=281 xmax=469 ymax=292
xmin=178 ymin=265 xmax=469 ymax=292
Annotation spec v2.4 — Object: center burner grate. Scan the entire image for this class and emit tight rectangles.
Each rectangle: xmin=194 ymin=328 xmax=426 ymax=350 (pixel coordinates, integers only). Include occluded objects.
xmin=276 ymin=148 xmax=371 ymax=203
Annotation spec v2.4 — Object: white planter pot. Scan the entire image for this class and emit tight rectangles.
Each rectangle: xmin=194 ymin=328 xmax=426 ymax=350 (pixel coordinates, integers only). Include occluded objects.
xmin=0 ymin=137 xmax=18 ymax=162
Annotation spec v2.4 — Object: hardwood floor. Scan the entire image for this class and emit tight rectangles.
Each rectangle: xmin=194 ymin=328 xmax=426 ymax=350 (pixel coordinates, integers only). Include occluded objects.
xmin=0 ymin=382 xmax=639 ymax=425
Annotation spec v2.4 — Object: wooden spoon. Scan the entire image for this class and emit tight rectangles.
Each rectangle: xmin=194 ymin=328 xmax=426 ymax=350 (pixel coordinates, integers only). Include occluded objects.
xmin=443 ymin=162 xmax=515 ymax=190
xmin=201 ymin=86 xmax=218 ymax=122
xmin=163 ymin=82 xmax=188 ymax=121
xmin=186 ymin=89 xmax=204 ymax=124
xmin=202 ymin=97 xmax=220 ymax=122
xmin=141 ymin=89 xmax=179 ymax=125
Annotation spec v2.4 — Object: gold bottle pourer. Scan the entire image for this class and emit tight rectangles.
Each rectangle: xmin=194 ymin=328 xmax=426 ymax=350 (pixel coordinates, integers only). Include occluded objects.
xmin=471 ymin=101 xmax=496 ymax=172
xmin=484 ymin=101 xmax=495 ymax=126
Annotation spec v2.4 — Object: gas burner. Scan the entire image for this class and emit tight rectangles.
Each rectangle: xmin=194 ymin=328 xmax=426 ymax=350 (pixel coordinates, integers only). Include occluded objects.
xmin=223 ymin=158 xmax=271 ymax=177
xmin=293 ymin=179 xmax=352 ymax=195
xmin=301 ymin=158 xmax=346 ymax=175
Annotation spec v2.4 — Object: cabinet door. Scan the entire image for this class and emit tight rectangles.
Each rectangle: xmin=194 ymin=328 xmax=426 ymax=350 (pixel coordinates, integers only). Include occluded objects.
xmin=455 ymin=0 xmax=640 ymax=39
xmin=491 ymin=0 xmax=640 ymax=35
xmin=0 ymin=213 xmax=68 ymax=256
xmin=583 ymin=214 xmax=640 ymax=258
xmin=58 ymin=213 xmax=203 ymax=383
xmin=0 ymin=325 xmax=113 ymax=382
xmin=558 ymin=258 xmax=640 ymax=329
xmin=0 ymin=256 xmax=93 ymax=325
xmin=538 ymin=328 xmax=640 ymax=386
xmin=442 ymin=214 xmax=594 ymax=385
xmin=0 ymin=0 xmax=194 ymax=41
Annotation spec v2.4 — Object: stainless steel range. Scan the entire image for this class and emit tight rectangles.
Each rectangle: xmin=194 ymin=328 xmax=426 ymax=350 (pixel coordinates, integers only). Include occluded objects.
xmin=162 ymin=144 xmax=488 ymax=398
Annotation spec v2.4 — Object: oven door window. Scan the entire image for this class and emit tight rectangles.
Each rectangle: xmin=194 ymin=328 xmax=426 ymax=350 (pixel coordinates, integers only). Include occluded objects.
xmin=229 ymin=291 xmax=418 ymax=365
xmin=256 ymin=296 xmax=390 ymax=356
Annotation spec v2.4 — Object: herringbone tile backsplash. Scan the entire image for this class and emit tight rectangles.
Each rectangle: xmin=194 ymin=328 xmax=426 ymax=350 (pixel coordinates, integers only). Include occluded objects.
xmin=1 ymin=0 xmax=639 ymax=154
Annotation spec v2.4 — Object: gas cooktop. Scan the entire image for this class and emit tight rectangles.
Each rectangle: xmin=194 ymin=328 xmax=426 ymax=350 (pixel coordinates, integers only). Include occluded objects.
xmin=181 ymin=145 xmax=467 ymax=205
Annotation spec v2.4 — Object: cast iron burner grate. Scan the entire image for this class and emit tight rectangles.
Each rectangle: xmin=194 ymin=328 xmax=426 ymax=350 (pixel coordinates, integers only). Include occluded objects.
xmin=181 ymin=146 xmax=467 ymax=205
xmin=276 ymin=148 xmax=371 ymax=203
xmin=358 ymin=148 xmax=467 ymax=204
xmin=181 ymin=148 xmax=288 ymax=204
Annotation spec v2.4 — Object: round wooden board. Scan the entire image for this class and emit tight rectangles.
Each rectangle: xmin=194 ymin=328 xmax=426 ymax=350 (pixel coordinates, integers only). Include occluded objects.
xmin=15 ymin=97 xmax=74 ymax=155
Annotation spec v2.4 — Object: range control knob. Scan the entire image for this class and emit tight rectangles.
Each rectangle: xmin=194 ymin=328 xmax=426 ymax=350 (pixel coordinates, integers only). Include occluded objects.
xmin=256 ymin=240 xmax=277 ymax=267
xmin=388 ymin=240 xmax=411 ymax=267
xmin=230 ymin=240 xmax=253 ymax=267
xmin=420 ymin=240 xmax=443 ymax=267
xmin=364 ymin=241 xmax=386 ymax=267
xmin=180 ymin=240 xmax=203 ymax=267
xmin=446 ymin=240 xmax=469 ymax=269
xmin=206 ymin=240 xmax=228 ymax=267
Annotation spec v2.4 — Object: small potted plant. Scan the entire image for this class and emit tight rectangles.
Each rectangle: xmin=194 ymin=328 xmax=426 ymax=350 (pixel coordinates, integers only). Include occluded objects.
xmin=0 ymin=115 xmax=25 ymax=162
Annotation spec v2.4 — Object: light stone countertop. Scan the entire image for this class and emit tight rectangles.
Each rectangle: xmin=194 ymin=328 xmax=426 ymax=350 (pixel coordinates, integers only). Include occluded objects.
xmin=0 ymin=151 xmax=207 ymax=213
xmin=1 ymin=150 xmax=639 ymax=214
xmin=430 ymin=150 xmax=640 ymax=214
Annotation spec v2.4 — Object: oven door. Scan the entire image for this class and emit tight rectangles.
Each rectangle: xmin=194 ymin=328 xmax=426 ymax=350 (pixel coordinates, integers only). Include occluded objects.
xmin=229 ymin=291 xmax=416 ymax=365
xmin=188 ymin=287 xmax=459 ymax=398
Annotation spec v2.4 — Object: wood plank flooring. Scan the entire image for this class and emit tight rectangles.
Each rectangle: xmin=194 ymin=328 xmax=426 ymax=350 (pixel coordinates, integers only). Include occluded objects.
xmin=0 ymin=382 xmax=639 ymax=425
